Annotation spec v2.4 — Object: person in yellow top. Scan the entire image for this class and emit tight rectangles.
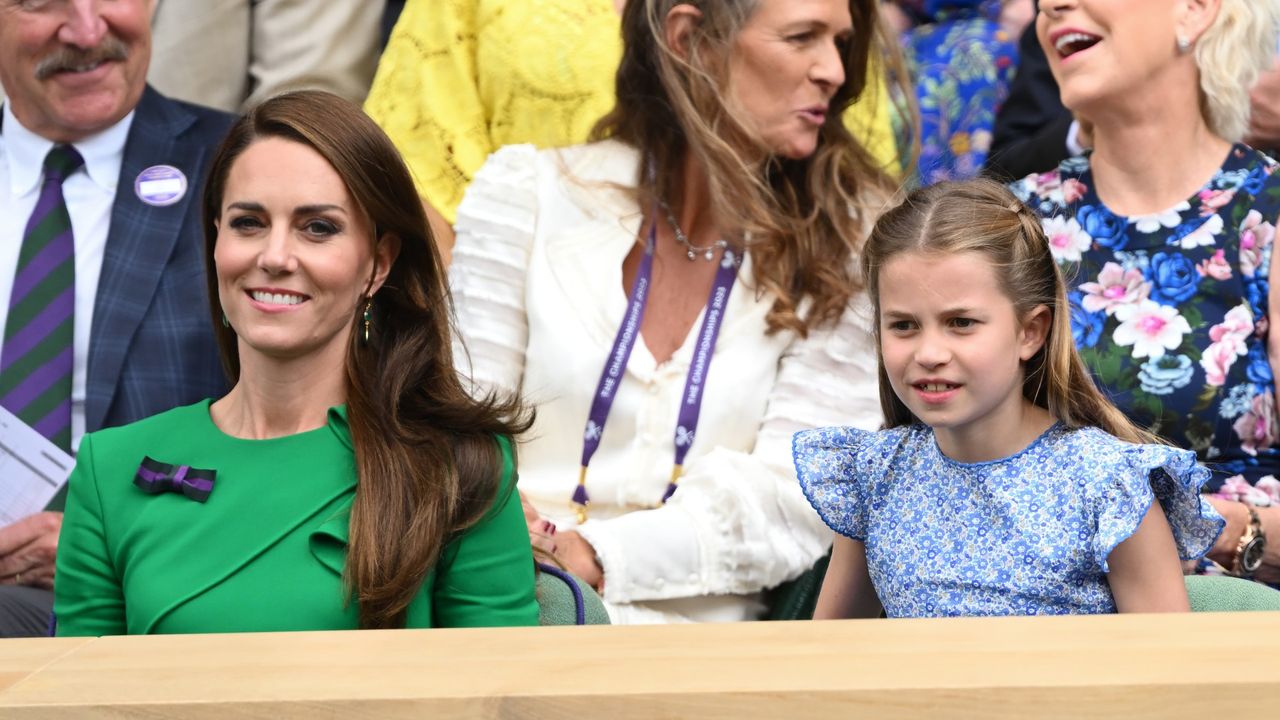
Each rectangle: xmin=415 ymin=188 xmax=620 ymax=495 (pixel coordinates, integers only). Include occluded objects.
xmin=366 ymin=0 xmax=901 ymax=238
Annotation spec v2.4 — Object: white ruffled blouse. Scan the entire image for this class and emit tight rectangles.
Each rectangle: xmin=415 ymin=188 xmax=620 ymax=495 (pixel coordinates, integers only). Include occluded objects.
xmin=450 ymin=139 xmax=882 ymax=623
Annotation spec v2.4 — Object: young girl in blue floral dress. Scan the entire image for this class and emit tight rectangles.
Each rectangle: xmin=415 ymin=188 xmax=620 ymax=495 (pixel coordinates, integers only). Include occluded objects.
xmin=794 ymin=179 xmax=1224 ymax=618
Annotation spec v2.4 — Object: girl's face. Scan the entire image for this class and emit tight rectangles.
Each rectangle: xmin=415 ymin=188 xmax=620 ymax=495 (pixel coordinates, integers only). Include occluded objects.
xmin=878 ymin=250 xmax=1049 ymax=452
xmin=214 ymin=137 xmax=394 ymax=368
xmin=725 ymin=0 xmax=852 ymax=159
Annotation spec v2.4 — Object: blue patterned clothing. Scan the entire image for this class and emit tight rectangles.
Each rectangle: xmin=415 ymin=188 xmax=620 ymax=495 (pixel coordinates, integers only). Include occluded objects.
xmin=794 ymin=423 xmax=1223 ymax=618
xmin=1011 ymin=146 xmax=1280 ymax=488
xmin=902 ymin=1 xmax=1018 ymax=184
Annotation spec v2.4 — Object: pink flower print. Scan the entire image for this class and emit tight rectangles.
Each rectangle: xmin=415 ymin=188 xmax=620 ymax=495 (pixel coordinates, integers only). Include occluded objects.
xmin=1200 ymin=304 xmax=1253 ymax=385
xmin=1032 ymin=171 xmax=1061 ymax=200
xmin=1199 ymin=339 xmax=1242 ymax=386
xmin=1198 ymin=188 xmax=1235 ymax=215
xmin=1041 ymin=216 xmax=1092 ymax=263
xmin=1061 ymin=178 xmax=1087 ymax=204
xmin=1234 ymin=392 xmax=1278 ymax=457
xmin=1214 ymin=474 xmax=1256 ymax=502
xmin=1239 ymin=210 xmax=1276 ymax=277
xmin=1112 ymin=300 xmax=1191 ymax=359
xmin=1254 ymin=476 xmax=1280 ymax=507
xmin=1207 ymin=304 xmax=1254 ymax=352
xmin=1196 ymin=249 xmax=1233 ymax=281
xmin=1212 ymin=474 xmax=1276 ymax=507
xmin=1078 ymin=262 xmax=1149 ymax=314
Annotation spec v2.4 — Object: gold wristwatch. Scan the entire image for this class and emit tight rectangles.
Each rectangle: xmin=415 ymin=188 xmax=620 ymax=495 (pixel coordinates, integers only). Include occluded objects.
xmin=1232 ymin=505 xmax=1266 ymax=578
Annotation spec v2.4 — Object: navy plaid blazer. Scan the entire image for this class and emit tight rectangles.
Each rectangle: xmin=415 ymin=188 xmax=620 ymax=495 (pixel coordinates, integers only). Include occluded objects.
xmin=85 ymin=87 xmax=232 ymax=435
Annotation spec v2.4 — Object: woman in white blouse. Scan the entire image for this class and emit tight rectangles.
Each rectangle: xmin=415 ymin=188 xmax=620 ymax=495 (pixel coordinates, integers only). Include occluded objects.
xmin=450 ymin=0 xmax=899 ymax=623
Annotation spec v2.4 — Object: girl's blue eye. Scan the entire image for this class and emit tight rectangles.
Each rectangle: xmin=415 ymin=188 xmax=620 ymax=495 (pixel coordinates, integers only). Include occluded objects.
xmin=951 ymin=317 xmax=977 ymax=329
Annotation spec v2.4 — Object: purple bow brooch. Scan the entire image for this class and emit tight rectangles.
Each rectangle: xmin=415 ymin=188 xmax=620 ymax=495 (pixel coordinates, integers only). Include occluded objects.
xmin=133 ymin=457 xmax=216 ymax=503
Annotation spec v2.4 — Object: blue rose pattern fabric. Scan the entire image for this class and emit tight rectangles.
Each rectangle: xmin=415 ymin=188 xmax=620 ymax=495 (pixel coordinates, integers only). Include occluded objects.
xmin=793 ymin=424 xmax=1223 ymax=618
xmin=1012 ymin=146 xmax=1280 ymax=489
xmin=901 ymin=1 xmax=1018 ymax=185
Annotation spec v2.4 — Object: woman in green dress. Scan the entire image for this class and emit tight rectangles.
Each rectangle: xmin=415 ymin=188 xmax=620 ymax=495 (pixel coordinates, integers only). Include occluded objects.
xmin=53 ymin=91 xmax=539 ymax=635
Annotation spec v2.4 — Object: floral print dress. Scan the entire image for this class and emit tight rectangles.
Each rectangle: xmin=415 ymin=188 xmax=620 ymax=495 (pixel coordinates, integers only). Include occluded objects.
xmin=793 ymin=423 xmax=1222 ymax=617
xmin=900 ymin=0 xmax=1018 ymax=184
xmin=1012 ymin=145 xmax=1280 ymax=507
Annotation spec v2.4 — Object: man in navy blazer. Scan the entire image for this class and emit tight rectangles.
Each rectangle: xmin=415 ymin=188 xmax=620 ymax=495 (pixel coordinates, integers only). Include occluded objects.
xmin=0 ymin=0 xmax=230 ymax=635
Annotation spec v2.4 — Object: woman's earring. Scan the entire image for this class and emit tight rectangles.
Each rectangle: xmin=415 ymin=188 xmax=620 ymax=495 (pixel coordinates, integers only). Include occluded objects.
xmin=362 ymin=299 xmax=372 ymax=345
xmin=221 ymin=313 xmax=230 ymax=328
xmin=1176 ymin=34 xmax=1192 ymax=53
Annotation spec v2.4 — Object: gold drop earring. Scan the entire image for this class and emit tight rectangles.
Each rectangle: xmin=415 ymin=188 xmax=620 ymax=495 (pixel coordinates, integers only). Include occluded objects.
xmin=362 ymin=299 xmax=372 ymax=344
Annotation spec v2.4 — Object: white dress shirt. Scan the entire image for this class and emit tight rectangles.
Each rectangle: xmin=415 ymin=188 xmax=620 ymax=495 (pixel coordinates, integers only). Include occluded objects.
xmin=0 ymin=104 xmax=135 ymax=452
xmin=451 ymin=140 xmax=884 ymax=623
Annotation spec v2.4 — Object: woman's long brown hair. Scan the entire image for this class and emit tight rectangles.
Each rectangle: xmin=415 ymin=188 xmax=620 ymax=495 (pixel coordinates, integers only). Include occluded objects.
xmin=201 ymin=91 xmax=534 ymax=629
xmin=592 ymin=0 xmax=908 ymax=336
xmin=860 ymin=179 xmax=1161 ymax=445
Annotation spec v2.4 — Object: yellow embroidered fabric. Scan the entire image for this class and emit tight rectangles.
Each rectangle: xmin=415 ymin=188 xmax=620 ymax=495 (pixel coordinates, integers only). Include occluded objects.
xmin=365 ymin=0 xmax=900 ymax=223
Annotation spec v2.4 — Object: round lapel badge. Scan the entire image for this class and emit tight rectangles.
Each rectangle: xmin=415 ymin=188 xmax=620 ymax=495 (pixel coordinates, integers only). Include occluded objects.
xmin=134 ymin=165 xmax=188 ymax=207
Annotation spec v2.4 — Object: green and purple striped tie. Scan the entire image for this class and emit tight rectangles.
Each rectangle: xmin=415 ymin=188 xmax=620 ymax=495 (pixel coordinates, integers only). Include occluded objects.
xmin=0 ymin=144 xmax=83 ymax=453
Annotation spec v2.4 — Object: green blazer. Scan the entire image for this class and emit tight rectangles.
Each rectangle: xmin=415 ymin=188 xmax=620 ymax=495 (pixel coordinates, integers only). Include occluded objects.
xmin=54 ymin=400 xmax=538 ymax=635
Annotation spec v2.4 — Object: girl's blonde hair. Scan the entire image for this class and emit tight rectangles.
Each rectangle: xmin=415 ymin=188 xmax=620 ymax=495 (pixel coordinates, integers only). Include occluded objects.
xmin=861 ymin=179 xmax=1160 ymax=445
xmin=592 ymin=0 xmax=908 ymax=336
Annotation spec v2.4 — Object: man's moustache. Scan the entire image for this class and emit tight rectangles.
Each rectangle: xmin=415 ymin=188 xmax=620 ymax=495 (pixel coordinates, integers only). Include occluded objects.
xmin=34 ymin=38 xmax=128 ymax=80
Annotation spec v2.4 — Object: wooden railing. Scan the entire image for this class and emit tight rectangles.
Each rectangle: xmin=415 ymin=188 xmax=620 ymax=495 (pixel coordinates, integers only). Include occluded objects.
xmin=2 ymin=612 xmax=1277 ymax=718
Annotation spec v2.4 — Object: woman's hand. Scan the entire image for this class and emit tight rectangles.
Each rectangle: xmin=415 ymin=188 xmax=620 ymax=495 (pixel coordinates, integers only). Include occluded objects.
xmin=551 ymin=530 xmax=604 ymax=592
xmin=1244 ymin=57 xmax=1280 ymax=151
xmin=1204 ymin=496 xmax=1249 ymax=568
xmin=0 ymin=512 xmax=62 ymax=590
xmin=518 ymin=492 xmax=603 ymax=590
xmin=1203 ymin=497 xmax=1280 ymax=584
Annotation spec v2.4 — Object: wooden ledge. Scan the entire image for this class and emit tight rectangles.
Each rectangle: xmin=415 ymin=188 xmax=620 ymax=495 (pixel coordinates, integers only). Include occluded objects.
xmin=1 ymin=612 xmax=1276 ymax=718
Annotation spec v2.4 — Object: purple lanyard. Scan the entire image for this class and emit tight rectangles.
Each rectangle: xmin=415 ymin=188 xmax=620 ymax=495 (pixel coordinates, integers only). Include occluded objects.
xmin=572 ymin=215 xmax=740 ymax=522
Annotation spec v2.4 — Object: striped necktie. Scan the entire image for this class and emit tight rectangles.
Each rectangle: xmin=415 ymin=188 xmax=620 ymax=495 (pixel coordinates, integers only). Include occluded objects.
xmin=0 ymin=144 xmax=83 ymax=453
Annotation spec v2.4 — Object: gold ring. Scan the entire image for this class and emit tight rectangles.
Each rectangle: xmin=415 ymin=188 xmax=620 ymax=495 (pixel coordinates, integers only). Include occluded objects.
xmin=13 ymin=572 xmax=20 ymax=585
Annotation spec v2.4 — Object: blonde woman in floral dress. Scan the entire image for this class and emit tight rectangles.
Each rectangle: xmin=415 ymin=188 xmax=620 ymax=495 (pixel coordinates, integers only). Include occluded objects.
xmin=1012 ymin=0 xmax=1280 ymax=585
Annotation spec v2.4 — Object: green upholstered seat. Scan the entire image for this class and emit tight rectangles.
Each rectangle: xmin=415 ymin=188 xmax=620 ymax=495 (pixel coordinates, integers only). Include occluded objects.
xmin=1185 ymin=574 xmax=1280 ymax=612
xmin=535 ymin=563 xmax=611 ymax=625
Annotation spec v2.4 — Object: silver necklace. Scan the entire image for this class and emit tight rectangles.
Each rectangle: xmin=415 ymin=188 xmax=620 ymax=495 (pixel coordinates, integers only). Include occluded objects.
xmin=660 ymin=200 xmax=728 ymax=262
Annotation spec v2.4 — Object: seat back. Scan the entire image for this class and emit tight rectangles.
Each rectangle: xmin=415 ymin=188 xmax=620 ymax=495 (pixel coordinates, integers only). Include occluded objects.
xmin=1185 ymin=575 xmax=1280 ymax=612
xmin=535 ymin=563 xmax=611 ymax=625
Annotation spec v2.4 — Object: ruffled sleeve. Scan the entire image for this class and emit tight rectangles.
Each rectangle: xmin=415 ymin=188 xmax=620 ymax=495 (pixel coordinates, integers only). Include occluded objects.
xmin=793 ymin=425 xmax=906 ymax=541
xmin=1089 ymin=438 xmax=1225 ymax=573
xmin=449 ymin=144 xmax=541 ymax=399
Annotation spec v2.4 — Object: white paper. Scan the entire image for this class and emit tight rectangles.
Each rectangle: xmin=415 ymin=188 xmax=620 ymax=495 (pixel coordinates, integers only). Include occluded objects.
xmin=0 ymin=405 xmax=74 ymax=525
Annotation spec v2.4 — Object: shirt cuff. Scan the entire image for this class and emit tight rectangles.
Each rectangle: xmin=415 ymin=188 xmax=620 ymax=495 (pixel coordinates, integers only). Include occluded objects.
xmin=575 ymin=504 xmax=703 ymax=604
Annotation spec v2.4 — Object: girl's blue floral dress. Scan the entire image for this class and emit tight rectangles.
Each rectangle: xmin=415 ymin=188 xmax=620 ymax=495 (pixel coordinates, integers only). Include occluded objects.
xmin=899 ymin=0 xmax=1018 ymax=184
xmin=1011 ymin=145 xmax=1280 ymax=507
xmin=794 ymin=423 xmax=1222 ymax=617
